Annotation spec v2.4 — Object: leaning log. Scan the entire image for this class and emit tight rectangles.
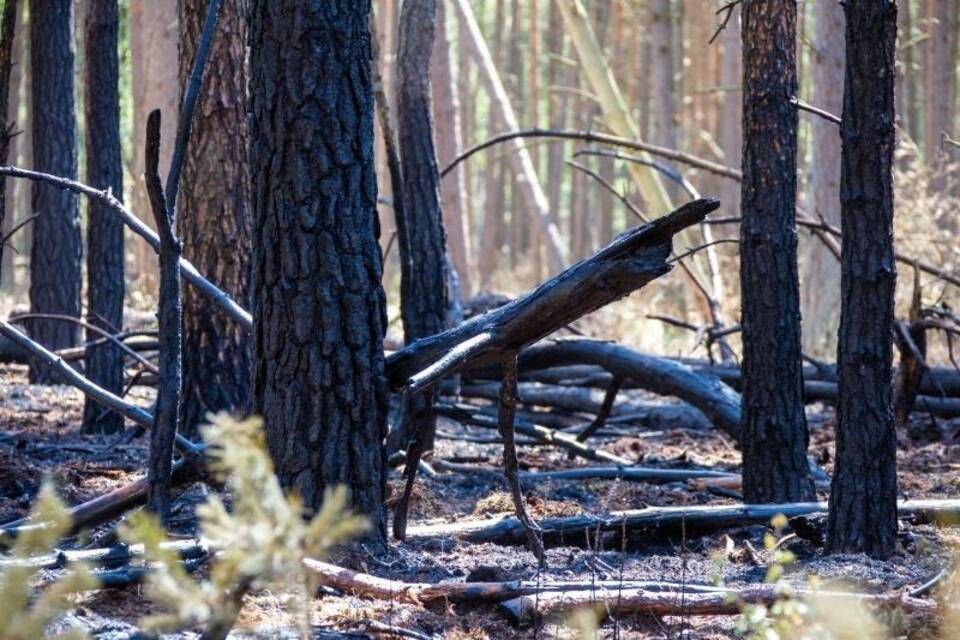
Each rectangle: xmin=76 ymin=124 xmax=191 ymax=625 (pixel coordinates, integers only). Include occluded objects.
xmin=406 ymin=499 xmax=960 ymax=548
xmin=385 ymin=198 xmax=721 ymax=392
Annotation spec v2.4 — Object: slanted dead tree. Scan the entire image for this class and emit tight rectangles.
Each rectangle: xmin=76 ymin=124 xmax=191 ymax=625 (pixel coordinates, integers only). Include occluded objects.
xmin=387 ymin=197 xmax=720 ymax=561
xmin=143 ymin=110 xmax=182 ymax=523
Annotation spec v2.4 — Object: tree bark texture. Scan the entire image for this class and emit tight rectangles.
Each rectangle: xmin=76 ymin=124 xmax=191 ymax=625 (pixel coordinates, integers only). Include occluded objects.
xmin=28 ymin=0 xmax=81 ymax=384
xmin=177 ymin=0 xmax=251 ymax=437
xmin=739 ymin=0 xmax=814 ymax=504
xmin=827 ymin=0 xmax=899 ymax=559
xmin=396 ymin=0 xmax=448 ymax=346
xmin=82 ymin=0 xmax=125 ymax=434
xmin=250 ymin=0 xmax=388 ymax=542
xmin=800 ymin=0 xmax=844 ymax=358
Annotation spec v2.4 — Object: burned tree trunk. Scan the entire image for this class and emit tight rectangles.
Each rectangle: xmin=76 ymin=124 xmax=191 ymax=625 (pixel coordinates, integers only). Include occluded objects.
xmin=251 ymin=0 xmax=389 ymax=542
xmin=393 ymin=0 xmax=449 ymax=538
xmin=177 ymin=0 xmax=251 ymax=437
xmin=81 ymin=0 xmax=125 ymax=434
xmin=28 ymin=0 xmax=82 ymax=383
xmin=739 ymin=0 xmax=814 ymax=503
xmin=827 ymin=0 xmax=899 ymax=559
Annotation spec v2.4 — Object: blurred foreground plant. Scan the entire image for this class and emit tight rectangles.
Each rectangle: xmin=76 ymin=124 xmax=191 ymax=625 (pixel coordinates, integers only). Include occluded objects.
xmin=735 ymin=514 xmax=889 ymax=640
xmin=0 ymin=481 xmax=97 ymax=640
xmin=122 ymin=412 xmax=367 ymax=639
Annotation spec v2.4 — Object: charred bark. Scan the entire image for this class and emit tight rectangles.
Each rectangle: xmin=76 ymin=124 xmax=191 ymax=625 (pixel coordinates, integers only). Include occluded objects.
xmin=251 ymin=0 xmax=389 ymax=542
xmin=827 ymin=0 xmax=899 ymax=559
xmin=28 ymin=0 xmax=81 ymax=383
xmin=177 ymin=0 xmax=251 ymax=437
xmin=739 ymin=0 xmax=814 ymax=503
xmin=82 ymin=0 xmax=126 ymax=434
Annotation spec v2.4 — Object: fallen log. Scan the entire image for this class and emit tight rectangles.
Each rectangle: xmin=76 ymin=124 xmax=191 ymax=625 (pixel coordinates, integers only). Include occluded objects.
xmin=406 ymin=499 xmax=960 ymax=548
xmin=0 ymin=538 xmax=208 ymax=570
xmin=436 ymin=402 xmax=633 ymax=465
xmin=1 ymin=456 xmax=200 ymax=539
xmin=433 ymin=460 xmax=737 ymax=483
xmin=385 ymin=198 xmax=720 ymax=392
xmin=518 ymin=340 xmax=742 ymax=440
xmin=302 ymin=558 xmax=727 ymax=605
xmin=457 ymin=382 xmax=712 ymax=430
xmin=500 ymin=585 xmax=935 ymax=627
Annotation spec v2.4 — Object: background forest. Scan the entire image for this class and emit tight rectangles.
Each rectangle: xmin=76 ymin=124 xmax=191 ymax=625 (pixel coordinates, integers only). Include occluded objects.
xmin=1 ymin=0 xmax=957 ymax=356
xmin=1 ymin=0 xmax=960 ymax=639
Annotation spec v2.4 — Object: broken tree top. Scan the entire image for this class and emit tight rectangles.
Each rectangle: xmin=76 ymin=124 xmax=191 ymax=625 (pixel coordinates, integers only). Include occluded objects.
xmin=386 ymin=197 xmax=721 ymax=392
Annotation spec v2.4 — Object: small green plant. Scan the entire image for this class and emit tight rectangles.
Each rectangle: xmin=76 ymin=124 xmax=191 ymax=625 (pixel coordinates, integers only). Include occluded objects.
xmin=733 ymin=514 xmax=887 ymax=640
xmin=0 ymin=481 xmax=97 ymax=640
xmin=122 ymin=412 xmax=367 ymax=639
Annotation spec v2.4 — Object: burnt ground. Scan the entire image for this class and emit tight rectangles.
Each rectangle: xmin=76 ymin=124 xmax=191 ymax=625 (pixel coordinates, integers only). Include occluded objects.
xmin=0 ymin=362 xmax=958 ymax=639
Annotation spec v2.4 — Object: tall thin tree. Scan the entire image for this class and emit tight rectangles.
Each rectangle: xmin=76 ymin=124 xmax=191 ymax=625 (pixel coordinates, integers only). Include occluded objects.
xmin=81 ymin=0 xmax=125 ymax=434
xmin=827 ymin=0 xmax=899 ymax=559
xmin=393 ymin=0 xmax=449 ymax=538
xmin=28 ymin=0 xmax=81 ymax=384
xmin=177 ymin=0 xmax=251 ymax=436
xmin=250 ymin=0 xmax=388 ymax=542
xmin=739 ymin=0 xmax=814 ymax=503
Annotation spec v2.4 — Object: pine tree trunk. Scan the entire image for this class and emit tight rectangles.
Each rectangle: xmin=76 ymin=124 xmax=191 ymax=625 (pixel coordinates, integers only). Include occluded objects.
xmin=28 ymin=0 xmax=81 ymax=384
xmin=478 ymin=0 xmax=507 ymax=286
xmin=827 ymin=0 xmax=899 ymax=559
xmin=432 ymin=0 xmax=473 ymax=295
xmin=81 ymin=0 xmax=125 ymax=433
xmin=650 ymin=0 xmax=677 ymax=153
xmin=800 ymin=1 xmax=844 ymax=358
xmin=739 ymin=0 xmax=814 ymax=504
xmin=924 ymin=0 xmax=956 ymax=187
xmin=717 ymin=0 xmax=741 ymax=219
xmin=250 ymin=0 xmax=388 ymax=542
xmin=176 ymin=0 xmax=252 ymax=438
xmin=128 ymin=0 xmax=177 ymax=290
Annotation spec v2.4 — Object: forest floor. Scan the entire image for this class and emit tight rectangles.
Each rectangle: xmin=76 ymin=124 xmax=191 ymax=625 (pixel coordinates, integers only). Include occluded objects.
xmin=1 ymin=362 xmax=958 ymax=639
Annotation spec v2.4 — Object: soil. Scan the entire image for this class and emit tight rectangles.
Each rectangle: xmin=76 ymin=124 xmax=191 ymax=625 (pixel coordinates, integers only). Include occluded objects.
xmin=0 ymin=362 xmax=957 ymax=639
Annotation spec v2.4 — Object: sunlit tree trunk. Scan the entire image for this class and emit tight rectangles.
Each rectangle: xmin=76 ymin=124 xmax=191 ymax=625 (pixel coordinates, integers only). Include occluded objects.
xmin=128 ymin=0 xmax=177 ymax=289
xmin=432 ymin=0 xmax=473 ymax=295
xmin=801 ymin=0 xmax=844 ymax=358
xmin=177 ymin=0 xmax=251 ymax=437
xmin=717 ymin=0 xmax=741 ymax=219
